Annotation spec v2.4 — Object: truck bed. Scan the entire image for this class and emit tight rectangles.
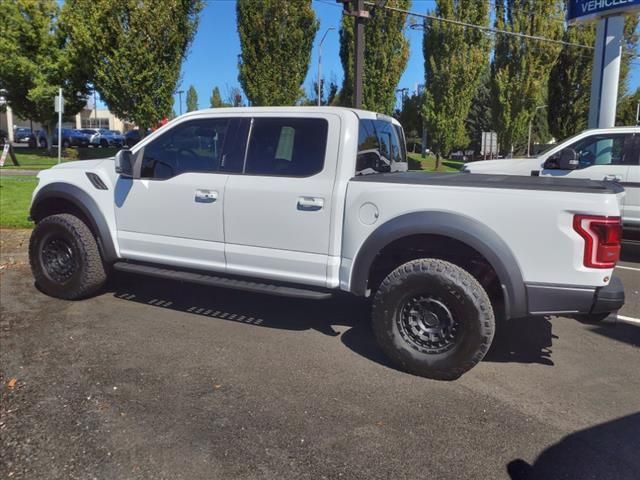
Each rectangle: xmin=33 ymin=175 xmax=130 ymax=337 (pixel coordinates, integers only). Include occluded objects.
xmin=351 ymin=172 xmax=624 ymax=194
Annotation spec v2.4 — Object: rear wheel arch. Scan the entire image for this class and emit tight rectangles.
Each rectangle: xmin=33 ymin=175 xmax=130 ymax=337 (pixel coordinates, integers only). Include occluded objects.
xmin=31 ymin=183 xmax=118 ymax=263
xmin=349 ymin=211 xmax=527 ymax=319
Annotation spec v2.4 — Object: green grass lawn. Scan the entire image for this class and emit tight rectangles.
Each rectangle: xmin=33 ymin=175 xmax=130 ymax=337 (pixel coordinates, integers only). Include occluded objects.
xmin=0 ymin=176 xmax=38 ymax=228
xmin=407 ymin=153 xmax=464 ymax=173
xmin=1 ymin=147 xmax=119 ymax=170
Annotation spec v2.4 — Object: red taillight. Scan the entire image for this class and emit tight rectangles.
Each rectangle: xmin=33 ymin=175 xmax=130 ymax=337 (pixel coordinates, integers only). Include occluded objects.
xmin=573 ymin=215 xmax=621 ymax=268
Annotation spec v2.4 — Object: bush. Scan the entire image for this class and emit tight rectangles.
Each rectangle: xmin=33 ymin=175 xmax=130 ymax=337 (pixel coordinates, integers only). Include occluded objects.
xmin=62 ymin=148 xmax=79 ymax=160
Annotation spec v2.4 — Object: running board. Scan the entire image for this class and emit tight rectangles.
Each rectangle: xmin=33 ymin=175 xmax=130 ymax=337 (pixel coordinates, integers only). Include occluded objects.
xmin=112 ymin=262 xmax=333 ymax=300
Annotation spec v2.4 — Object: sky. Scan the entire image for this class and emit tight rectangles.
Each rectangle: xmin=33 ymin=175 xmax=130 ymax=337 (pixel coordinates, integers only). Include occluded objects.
xmin=172 ymin=0 xmax=639 ymax=114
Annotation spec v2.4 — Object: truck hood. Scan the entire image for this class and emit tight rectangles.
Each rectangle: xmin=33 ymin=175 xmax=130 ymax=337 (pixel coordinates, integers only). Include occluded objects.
xmin=48 ymin=158 xmax=110 ymax=171
xmin=463 ymin=157 xmax=542 ymax=176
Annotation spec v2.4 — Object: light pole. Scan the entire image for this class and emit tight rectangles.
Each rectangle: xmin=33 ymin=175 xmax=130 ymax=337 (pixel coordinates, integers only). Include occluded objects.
xmin=93 ymin=89 xmax=98 ymax=127
xmin=527 ymin=105 xmax=547 ymax=157
xmin=176 ymin=90 xmax=184 ymax=115
xmin=317 ymin=27 xmax=335 ymax=106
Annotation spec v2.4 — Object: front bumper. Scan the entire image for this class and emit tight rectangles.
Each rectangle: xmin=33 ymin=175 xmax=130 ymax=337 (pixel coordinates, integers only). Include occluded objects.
xmin=526 ymin=276 xmax=624 ymax=316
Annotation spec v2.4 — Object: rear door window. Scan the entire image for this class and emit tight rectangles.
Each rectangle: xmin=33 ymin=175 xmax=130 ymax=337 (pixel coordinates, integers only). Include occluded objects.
xmin=243 ymin=118 xmax=328 ymax=177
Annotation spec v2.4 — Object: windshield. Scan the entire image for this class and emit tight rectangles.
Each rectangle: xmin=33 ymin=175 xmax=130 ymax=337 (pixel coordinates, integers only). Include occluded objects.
xmin=538 ymin=130 xmax=591 ymax=157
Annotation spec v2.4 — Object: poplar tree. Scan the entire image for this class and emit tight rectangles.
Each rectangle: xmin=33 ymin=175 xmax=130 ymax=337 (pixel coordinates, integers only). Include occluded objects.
xmin=186 ymin=85 xmax=198 ymax=112
xmin=210 ymin=87 xmax=226 ymax=108
xmin=491 ymin=1 xmax=564 ymax=154
xmin=339 ymin=0 xmax=410 ymax=114
xmin=237 ymin=0 xmax=318 ymax=106
xmin=64 ymin=0 xmax=202 ymax=131
xmin=423 ymin=0 xmax=491 ymax=163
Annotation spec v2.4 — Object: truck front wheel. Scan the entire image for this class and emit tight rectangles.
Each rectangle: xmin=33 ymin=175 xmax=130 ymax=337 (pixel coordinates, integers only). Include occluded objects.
xmin=29 ymin=213 xmax=107 ymax=300
xmin=372 ymin=258 xmax=495 ymax=380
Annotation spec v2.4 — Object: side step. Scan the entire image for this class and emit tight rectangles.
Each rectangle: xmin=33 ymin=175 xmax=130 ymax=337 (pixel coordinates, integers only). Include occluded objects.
xmin=112 ymin=261 xmax=333 ymax=300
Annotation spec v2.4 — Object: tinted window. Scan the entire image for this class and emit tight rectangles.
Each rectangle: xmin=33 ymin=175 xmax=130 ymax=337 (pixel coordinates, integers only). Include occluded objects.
xmin=356 ymin=119 xmax=407 ymax=175
xmin=623 ymin=133 xmax=640 ymax=166
xmin=244 ymin=118 xmax=328 ymax=177
xmin=139 ymin=118 xmax=246 ymax=179
xmin=563 ymin=134 xmax=633 ymax=168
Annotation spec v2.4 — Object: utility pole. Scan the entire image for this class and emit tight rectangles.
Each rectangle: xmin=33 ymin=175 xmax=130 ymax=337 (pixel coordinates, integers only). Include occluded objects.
xmin=317 ymin=27 xmax=335 ymax=106
xmin=354 ymin=0 xmax=365 ymax=109
xmin=340 ymin=0 xmax=369 ymax=109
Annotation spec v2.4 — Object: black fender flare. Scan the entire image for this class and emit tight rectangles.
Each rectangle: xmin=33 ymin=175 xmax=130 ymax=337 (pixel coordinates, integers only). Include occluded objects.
xmin=30 ymin=182 xmax=118 ymax=263
xmin=350 ymin=211 xmax=527 ymax=319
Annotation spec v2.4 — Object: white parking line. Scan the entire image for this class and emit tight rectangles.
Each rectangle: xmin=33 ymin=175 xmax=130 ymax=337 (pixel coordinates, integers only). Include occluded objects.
xmin=617 ymin=315 xmax=640 ymax=326
xmin=615 ymin=265 xmax=640 ymax=272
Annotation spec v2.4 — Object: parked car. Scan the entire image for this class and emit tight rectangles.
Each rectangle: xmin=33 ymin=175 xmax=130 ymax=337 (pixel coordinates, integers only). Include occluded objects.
xmin=123 ymin=129 xmax=149 ymax=148
xmin=13 ymin=127 xmax=34 ymax=144
xmin=462 ymin=127 xmax=640 ymax=230
xmin=28 ymin=107 xmax=625 ymax=380
xmin=37 ymin=128 xmax=92 ymax=148
xmin=80 ymin=128 xmax=124 ymax=148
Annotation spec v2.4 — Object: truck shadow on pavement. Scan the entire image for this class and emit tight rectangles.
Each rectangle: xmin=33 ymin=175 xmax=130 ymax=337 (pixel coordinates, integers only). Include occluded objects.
xmin=110 ymin=273 xmax=558 ymax=371
xmin=506 ymin=412 xmax=640 ymax=480
xmin=584 ymin=322 xmax=640 ymax=348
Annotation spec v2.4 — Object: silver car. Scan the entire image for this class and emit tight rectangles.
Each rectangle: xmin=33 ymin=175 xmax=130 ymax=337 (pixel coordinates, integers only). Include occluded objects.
xmin=81 ymin=128 xmax=124 ymax=148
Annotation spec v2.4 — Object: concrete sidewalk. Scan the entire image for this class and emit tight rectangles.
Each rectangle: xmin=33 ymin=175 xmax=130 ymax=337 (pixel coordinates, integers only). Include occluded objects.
xmin=0 ymin=169 xmax=40 ymax=176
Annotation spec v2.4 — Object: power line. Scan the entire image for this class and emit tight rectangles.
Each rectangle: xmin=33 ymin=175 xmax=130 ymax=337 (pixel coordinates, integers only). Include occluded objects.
xmin=362 ymin=1 xmax=594 ymax=50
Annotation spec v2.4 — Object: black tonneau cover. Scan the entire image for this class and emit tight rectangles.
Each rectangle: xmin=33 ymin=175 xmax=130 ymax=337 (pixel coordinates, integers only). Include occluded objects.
xmin=350 ymin=172 xmax=624 ymax=195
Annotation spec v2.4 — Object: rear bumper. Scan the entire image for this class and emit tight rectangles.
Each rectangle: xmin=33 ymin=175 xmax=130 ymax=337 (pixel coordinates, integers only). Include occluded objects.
xmin=526 ymin=276 xmax=624 ymax=316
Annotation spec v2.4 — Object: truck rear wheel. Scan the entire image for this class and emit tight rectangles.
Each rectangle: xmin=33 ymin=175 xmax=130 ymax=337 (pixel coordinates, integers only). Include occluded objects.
xmin=371 ymin=258 xmax=495 ymax=380
xmin=29 ymin=214 xmax=107 ymax=300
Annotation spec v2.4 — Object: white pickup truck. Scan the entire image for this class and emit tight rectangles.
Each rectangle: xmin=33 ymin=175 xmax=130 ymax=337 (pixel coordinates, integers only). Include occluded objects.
xmin=28 ymin=107 xmax=625 ymax=380
xmin=463 ymin=127 xmax=640 ymax=229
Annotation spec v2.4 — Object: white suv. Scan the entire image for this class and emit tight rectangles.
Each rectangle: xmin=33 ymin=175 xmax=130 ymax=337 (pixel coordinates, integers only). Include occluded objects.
xmin=463 ymin=127 xmax=640 ymax=229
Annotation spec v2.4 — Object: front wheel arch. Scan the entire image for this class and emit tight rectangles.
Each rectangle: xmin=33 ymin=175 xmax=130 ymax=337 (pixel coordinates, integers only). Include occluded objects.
xmin=30 ymin=183 xmax=118 ymax=263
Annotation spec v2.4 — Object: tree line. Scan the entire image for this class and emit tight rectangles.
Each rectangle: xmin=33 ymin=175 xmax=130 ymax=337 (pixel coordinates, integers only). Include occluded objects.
xmin=1 ymin=0 xmax=637 ymax=156
xmin=421 ymin=0 xmax=639 ymax=159
xmin=235 ymin=0 xmax=638 ymax=157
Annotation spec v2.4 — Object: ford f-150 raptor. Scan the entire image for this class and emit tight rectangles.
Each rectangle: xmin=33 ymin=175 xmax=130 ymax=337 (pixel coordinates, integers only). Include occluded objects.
xmin=28 ymin=107 xmax=625 ymax=380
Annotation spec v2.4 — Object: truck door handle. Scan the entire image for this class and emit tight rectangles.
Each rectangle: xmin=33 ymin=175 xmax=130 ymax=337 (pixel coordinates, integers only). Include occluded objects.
xmin=604 ymin=175 xmax=621 ymax=182
xmin=297 ymin=196 xmax=324 ymax=211
xmin=195 ymin=189 xmax=218 ymax=203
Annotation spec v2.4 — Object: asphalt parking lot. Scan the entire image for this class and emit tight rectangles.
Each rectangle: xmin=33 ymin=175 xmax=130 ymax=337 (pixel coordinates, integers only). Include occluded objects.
xmin=1 ymin=239 xmax=639 ymax=479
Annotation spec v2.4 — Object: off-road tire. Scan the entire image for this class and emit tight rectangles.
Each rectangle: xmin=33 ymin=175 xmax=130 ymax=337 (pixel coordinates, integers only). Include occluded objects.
xmin=29 ymin=214 xmax=107 ymax=300
xmin=372 ymin=258 xmax=495 ymax=380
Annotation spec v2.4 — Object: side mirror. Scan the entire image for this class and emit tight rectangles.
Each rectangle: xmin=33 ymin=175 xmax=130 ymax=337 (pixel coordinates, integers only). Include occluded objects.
xmin=558 ymin=148 xmax=579 ymax=170
xmin=115 ymin=149 xmax=133 ymax=177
